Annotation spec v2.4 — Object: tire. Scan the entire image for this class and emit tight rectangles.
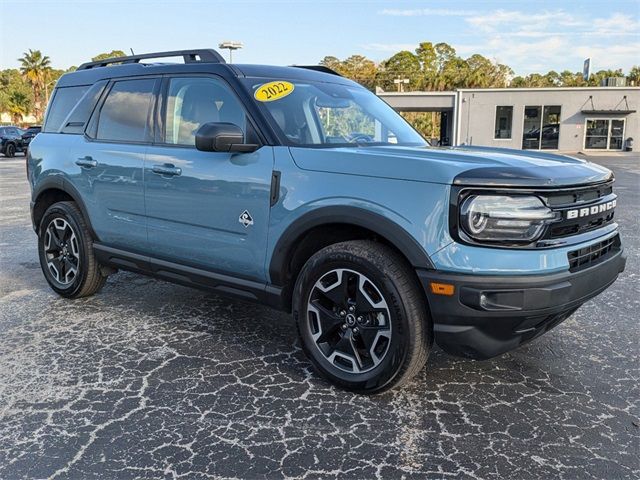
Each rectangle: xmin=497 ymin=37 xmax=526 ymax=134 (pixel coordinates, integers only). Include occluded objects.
xmin=37 ymin=201 xmax=106 ymax=298
xmin=5 ymin=143 xmax=15 ymax=158
xmin=293 ymin=240 xmax=431 ymax=393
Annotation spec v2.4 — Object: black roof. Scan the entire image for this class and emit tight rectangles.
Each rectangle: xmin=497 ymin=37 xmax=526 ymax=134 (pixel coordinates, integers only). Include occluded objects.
xmin=57 ymin=49 xmax=354 ymax=88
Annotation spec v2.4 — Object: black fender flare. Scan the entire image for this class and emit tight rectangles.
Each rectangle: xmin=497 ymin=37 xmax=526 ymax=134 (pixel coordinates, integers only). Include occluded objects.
xmin=269 ymin=206 xmax=434 ymax=285
xmin=32 ymin=176 xmax=99 ymax=240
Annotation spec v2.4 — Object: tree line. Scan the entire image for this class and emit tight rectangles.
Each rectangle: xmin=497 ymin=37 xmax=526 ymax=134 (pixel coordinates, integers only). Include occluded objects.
xmin=321 ymin=42 xmax=639 ymax=92
xmin=1 ymin=43 xmax=638 ymax=126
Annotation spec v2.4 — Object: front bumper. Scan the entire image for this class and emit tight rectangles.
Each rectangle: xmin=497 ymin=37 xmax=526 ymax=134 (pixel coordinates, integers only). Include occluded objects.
xmin=417 ymin=247 xmax=626 ymax=359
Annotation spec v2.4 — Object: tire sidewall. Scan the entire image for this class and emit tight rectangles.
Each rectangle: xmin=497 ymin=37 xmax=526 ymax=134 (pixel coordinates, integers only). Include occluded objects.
xmin=294 ymin=249 xmax=412 ymax=392
xmin=38 ymin=203 xmax=90 ymax=297
xmin=6 ymin=144 xmax=15 ymax=157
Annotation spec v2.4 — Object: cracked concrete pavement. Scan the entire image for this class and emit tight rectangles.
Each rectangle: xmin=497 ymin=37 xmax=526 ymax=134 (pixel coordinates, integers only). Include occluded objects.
xmin=0 ymin=154 xmax=638 ymax=479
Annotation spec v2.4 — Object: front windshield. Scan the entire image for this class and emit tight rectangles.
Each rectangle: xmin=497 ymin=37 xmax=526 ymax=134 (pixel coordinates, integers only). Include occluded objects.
xmin=243 ymin=78 xmax=427 ymax=147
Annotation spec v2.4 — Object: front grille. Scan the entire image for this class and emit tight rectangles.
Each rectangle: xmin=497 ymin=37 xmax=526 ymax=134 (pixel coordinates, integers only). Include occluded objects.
xmin=540 ymin=181 xmax=616 ymax=240
xmin=568 ymin=235 xmax=620 ymax=272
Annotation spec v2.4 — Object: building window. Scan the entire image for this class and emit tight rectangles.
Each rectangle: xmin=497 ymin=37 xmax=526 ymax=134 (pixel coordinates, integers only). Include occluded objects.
xmin=494 ymin=106 xmax=513 ymax=139
xmin=585 ymin=119 xmax=625 ymax=150
xmin=522 ymin=105 xmax=561 ymax=150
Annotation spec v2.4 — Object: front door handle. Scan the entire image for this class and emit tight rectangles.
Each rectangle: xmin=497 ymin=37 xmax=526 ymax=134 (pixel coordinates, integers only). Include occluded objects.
xmin=152 ymin=164 xmax=182 ymax=177
xmin=76 ymin=156 xmax=97 ymax=168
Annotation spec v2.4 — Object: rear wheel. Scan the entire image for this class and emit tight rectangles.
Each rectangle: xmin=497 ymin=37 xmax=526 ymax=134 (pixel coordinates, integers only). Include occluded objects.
xmin=293 ymin=240 xmax=431 ymax=393
xmin=38 ymin=201 xmax=106 ymax=298
xmin=4 ymin=143 xmax=15 ymax=158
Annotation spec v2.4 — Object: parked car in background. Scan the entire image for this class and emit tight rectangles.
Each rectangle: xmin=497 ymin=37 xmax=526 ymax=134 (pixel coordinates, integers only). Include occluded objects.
xmin=21 ymin=126 xmax=42 ymax=150
xmin=0 ymin=126 xmax=26 ymax=157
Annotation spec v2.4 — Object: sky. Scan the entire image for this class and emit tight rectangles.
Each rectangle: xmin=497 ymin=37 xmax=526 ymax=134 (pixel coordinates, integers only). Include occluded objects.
xmin=1 ymin=0 xmax=639 ymax=75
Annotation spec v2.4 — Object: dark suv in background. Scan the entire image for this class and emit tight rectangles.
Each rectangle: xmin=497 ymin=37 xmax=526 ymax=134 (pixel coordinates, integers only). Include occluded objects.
xmin=21 ymin=126 xmax=42 ymax=151
xmin=0 ymin=126 xmax=26 ymax=157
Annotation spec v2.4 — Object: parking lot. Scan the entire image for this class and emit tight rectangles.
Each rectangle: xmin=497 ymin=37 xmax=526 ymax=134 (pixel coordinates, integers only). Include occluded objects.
xmin=0 ymin=153 xmax=638 ymax=479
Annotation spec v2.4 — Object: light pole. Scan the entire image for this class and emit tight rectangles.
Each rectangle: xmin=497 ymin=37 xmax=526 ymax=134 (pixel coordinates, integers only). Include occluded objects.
xmin=218 ymin=41 xmax=243 ymax=63
xmin=393 ymin=78 xmax=410 ymax=92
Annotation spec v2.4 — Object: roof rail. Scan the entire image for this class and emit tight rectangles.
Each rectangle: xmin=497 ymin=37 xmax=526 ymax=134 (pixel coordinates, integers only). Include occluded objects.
xmin=77 ymin=49 xmax=226 ymax=70
xmin=292 ymin=65 xmax=342 ymax=76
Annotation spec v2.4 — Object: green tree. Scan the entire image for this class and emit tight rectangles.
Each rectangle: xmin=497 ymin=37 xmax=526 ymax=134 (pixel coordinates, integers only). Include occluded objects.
xmin=91 ymin=50 xmax=127 ymax=62
xmin=377 ymin=51 xmax=421 ymax=91
xmin=0 ymin=69 xmax=33 ymax=123
xmin=415 ymin=42 xmax=437 ymax=89
xmin=6 ymin=90 xmax=32 ymax=124
xmin=588 ymin=69 xmax=624 ymax=86
xmin=340 ymin=55 xmax=377 ymax=90
xmin=627 ymin=66 xmax=640 ymax=86
xmin=559 ymin=70 xmax=586 ymax=87
xmin=18 ymin=49 xmax=52 ymax=121
xmin=319 ymin=56 xmax=342 ymax=72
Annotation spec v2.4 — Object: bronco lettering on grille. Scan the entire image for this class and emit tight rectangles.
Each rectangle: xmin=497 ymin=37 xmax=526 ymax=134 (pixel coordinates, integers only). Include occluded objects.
xmin=566 ymin=199 xmax=616 ymax=219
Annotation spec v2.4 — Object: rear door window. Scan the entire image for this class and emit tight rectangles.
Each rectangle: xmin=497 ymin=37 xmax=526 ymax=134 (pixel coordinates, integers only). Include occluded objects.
xmin=43 ymin=86 xmax=90 ymax=132
xmin=96 ymin=78 xmax=156 ymax=143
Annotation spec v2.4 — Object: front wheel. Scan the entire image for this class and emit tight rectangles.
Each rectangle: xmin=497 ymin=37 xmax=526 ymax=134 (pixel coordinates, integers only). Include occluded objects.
xmin=293 ymin=240 xmax=431 ymax=393
xmin=37 ymin=201 xmax=106 ymax=298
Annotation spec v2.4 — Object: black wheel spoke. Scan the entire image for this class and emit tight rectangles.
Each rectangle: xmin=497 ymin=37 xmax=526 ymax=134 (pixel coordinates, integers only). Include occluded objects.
xmin=61 ymin=226 xmax=72 ymax=243
xmin=310 ymin=299 xmax=343 ymax=342
xmin=63 ymin=257 xmax=77 ymax=273
xmin=331 ymin=330 xmax=363 ymax=369
xmin=48 ymin=226 xmax=62 ymax=248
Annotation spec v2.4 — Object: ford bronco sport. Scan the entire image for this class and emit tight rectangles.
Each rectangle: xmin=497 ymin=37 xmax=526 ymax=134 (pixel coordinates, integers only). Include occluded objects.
xmin=27 ymin=49 xmax=626 ymax=393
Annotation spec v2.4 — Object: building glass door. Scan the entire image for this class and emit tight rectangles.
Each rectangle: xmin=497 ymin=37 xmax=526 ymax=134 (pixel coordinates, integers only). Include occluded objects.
xmin=585 ymin=119 xmax=625 ymax=150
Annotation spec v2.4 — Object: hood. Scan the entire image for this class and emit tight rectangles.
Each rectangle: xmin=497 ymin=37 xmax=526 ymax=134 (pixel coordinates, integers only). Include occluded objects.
xmin=288 ymin=145 xmax=613 ymax=187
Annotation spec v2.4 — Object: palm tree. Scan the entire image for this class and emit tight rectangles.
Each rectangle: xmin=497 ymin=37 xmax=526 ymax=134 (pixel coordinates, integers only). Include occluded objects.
xmin=6 ymin=90 xmax=31 ymax=124
xmin=18 ymin=49 xmax=51 ymax=121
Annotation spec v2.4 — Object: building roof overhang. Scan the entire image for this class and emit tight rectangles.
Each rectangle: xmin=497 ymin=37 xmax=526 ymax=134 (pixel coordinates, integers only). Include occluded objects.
xmin=581 ymin=109 xmax=636 ymax=114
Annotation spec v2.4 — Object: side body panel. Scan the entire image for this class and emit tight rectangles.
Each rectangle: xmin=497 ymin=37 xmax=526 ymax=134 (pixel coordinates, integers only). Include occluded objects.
xmin=265 ymin=147 xmax=451 ymax=283
xmin=28 ymin=133 xmax=147 ymax=252
xmin=67 ymin=135 xmax=147 ymax=250
xmin=144 ymin=145 xmax=274 ymax=281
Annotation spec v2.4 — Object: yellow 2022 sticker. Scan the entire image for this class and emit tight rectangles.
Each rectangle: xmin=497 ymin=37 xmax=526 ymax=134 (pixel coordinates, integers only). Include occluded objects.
xmin=254 ymin=81 xmax=295 ymax=102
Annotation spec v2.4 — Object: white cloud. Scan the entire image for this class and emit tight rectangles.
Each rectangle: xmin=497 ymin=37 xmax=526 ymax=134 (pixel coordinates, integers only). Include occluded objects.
xmin=378 ymin=8 xmax=476 ymax=17
xmin=466 ymin=10 xmax=562 ymax=32
xmin=592 ymin=13 xmax=640 ymax=34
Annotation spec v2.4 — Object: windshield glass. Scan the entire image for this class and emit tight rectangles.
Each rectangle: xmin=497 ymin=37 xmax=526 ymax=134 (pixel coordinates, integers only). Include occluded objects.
xmin=242 ymin=78 xmax=427 ymax=147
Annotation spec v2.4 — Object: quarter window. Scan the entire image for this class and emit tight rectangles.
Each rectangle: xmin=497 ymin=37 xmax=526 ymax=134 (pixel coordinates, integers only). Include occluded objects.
xmin=43 ymin=85 xmax=90 ymax=133
xmin=163 ymin=77 xmax=246 ymax=146
xmin=96 ymin=79 xmax=156 ymax=142
xmin=494 ymin=106 xmax=513 ymax=139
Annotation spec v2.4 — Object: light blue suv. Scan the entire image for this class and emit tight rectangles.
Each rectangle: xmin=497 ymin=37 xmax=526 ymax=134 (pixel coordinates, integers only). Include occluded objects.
xmin=27 ymin=50 xmax=626 ymax=392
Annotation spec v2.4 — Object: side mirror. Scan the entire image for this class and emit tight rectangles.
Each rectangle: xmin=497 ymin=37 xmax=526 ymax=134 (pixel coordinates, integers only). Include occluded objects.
xmin=195 ymin=122 xmax=259 ymax=153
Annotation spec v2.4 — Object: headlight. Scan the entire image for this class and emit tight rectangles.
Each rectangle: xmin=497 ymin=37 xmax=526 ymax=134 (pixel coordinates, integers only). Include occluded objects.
xmin=460 ymin=195 xmax=558 ymax=243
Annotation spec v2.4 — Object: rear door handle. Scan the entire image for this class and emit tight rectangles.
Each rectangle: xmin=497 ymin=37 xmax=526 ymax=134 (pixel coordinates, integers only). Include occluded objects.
xmin=152 ymin=164 xmax=182 ymax=177
xmin=76 ymin=156 xmax=97 ymax=168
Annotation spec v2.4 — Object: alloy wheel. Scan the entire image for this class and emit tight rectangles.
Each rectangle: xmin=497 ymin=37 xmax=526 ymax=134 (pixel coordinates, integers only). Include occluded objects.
xmin=306 ymin=268 xmax=392 ymax=374
xmin=44 ymin=217 xmax=80 ymax=285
